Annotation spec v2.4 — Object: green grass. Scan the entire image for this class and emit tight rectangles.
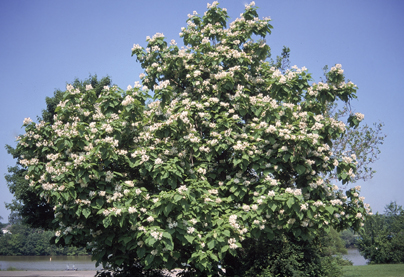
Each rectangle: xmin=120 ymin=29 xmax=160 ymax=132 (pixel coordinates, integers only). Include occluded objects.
xmin=343 ymin=264 xmax=404 ymax=277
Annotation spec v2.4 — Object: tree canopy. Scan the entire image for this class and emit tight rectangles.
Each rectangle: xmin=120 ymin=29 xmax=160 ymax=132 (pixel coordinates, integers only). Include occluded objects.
xmin=10 ymin=2 xmax=372 ymax=276
xmin=357 ymin=201 xmax=404 ymax=264
xmin=0 ymin=223 xmax=88 ymax=256
xmin=5 ymin=75 xmax=112 ymax=230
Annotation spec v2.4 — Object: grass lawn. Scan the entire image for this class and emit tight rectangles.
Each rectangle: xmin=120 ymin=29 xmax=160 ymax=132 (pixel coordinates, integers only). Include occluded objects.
xmin=343 ymin=264 xmax=404 ymax=277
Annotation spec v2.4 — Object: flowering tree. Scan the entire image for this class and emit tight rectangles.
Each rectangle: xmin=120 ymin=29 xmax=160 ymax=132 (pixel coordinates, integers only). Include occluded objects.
xmin=5 ymin=75 xmax=112 ymax=230
xmin=15 ymin=2 xmax=370 ymax=276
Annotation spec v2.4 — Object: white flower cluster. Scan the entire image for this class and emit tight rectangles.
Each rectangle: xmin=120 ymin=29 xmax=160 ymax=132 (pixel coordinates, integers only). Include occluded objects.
xmin=177 ymin=185 xmax=188 ymax=195
xmin=228 ymin=238 xmax=238 ymax=249
xmin=313 ymin=200 xmax=326 ymax=207
xmin=330 ymin=199 xmax=343 ymax=206
xmin=23 ymin=117 xmax=33 ymax=125
xmin=355 ymin=112 xmax=365 ymax=121
xmin=285 ymin=188 xmax=302 ymax=196
xmin=167 ymin=218 xmax=178 ymax=229
xmin=131 ymin=44 xmax=142 ymax=51
xmin=207 ymin=1 xmax=219 ymax=9
xmin=330 ymin=64 xmax=344 ymax=74
xmin=151 ymin=231 xmax=163 ymax=240
xmin=122 ymin=95 xmax=134 ymax=106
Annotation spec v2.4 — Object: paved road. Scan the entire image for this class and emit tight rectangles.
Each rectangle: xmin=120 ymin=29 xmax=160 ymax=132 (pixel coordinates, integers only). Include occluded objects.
xmin=0 ymin=271 xmax=97 ymax=277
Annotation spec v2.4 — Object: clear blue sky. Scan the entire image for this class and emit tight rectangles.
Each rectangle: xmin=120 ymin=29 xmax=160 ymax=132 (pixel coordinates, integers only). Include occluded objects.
xmin=0 ymin=0 xmax=403 ymax=222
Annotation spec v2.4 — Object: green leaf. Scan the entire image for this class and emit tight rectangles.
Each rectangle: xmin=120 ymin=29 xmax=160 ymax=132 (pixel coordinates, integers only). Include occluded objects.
xmin=295 ymin=164 xmax=306 ymax=175
xmin=115 ymin=258 xmax=125 ymax=267
xmin=325 ymin=206 xmax=335 ymax=214
xmin=145 ymin=237 xmax=156 ymax=247
xmin=293 ymin=228 xmax=302 ymax=237
xmin=119 ymin=214 xmax=125 ymax=228
xmin=185 ymin=234 xmax=195 ymax=243
xmin=105 ymin=235 xmax=114 ymax=246
xmin=252 ymin=228 xmax=261 ymax=238
xmin=174 ymin=194 xmax=183 ymax=202
xmin=64 ymin=235 xmax=72 ymax=244
xmin=82 ymin=208 xmax=91 ymax=219
xmin=145 ymin=254 xmax=154 ymax=267
xmin=137 ymin=247 xmax=146 ymax=259
xmin=210 ymin=252 xmax=219 ymax=262
xmin=122 ymin=236 xmax=132 ymax=245
xmin=96 ymin=198 xmax=104 ymax=208
xmin=164 ymin=202 xmax=173 ymax=216
xmin=163 ymin=232 xmax=172 ymax=240
xmin=286 ymin=197 xmax=294 ymax=208
xmin=207 ymin=240 xmax=215 ymax=249
xmin=62 ymin=192 xmax=70 ymax=201
xmin=103 ymin=217 xmax=112 ymax=228
xmin=165 ymin=238 xmax=174 ymax=251
xmin=75 ymin=207 xmax=82 ymax=217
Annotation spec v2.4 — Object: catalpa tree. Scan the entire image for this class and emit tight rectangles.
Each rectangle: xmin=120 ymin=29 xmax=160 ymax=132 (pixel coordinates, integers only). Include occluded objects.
xmin=16 ymin=1 xmax=370 ymax=275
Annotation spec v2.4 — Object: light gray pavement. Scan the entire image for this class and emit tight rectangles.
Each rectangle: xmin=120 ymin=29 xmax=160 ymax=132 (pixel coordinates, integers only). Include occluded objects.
xmin=0 ymin=271 xmax=97 ymax=277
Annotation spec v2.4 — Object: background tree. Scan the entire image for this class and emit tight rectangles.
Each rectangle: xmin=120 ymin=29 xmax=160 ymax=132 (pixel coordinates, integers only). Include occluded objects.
xmin=340 ymin=228 xmax=356 ymax=249
xmin=231 ymin=227 xmax=351 ymax=277
xmin=9 ymin=2 xmax=371 ymax=276
xmin=357 ymin=201 xmax=404 ymax=264
xmin=0 ymin=222 xmax=88 ymax=256
xmin=326 ymin=103 xmax=385 ymax=184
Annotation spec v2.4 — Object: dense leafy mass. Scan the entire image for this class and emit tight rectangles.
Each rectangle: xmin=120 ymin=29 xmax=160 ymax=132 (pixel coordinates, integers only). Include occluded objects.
xmin=5 ymin=75 xmax=113 ymax=230
xmin=15 ymin=2 xmax=370 ymax=275
xmin=227 ymin=228 xmax=352 ymax=277
xmin=357 ymin=202 xmax=404 ymax=264
xmin=0 ymin=223 xmax=87 ymax=256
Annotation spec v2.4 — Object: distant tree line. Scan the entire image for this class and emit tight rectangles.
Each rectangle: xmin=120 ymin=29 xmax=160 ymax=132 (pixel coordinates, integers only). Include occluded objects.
xmin=357 ymin=201 xmax=404 ymax=264
xmin=0 ymin=223 xmax=88 ymax=256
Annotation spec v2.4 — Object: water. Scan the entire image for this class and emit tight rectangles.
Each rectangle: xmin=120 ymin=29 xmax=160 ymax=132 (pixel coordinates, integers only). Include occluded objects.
xmin=342 ymin=248 xmax=369 ymax=266
xmin=0 ymin=250 xmax=368 ymax=271
xmin=0 ymin=256 xmax=102 ymax=271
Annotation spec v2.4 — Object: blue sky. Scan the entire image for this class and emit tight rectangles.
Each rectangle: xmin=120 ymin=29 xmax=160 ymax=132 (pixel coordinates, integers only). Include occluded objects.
xmin=0 ymin=0 xmax=403 ymax=222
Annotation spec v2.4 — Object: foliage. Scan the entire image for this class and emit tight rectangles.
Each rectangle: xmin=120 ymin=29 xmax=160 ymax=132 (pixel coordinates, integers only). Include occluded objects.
xmin=10 ymin=2 xmax=371 ymax=276
xmin=340 ymin=228 xmax=356 ymax=248
xmin=356 ymin=201 xmax=404 ymax=264
xmin=232 ymin=231 xmax=348 ymax=277
xmin=326 ymin=102 xmax=385 ymax=183
xmin=321 ymin=227 xmax=348 ymax=256
xmin=273 ymin=46 xmax=291 ymax=74
xmin=0 ymin=223 xmax=87 ymax=256
xmin=5 ymin=75 xmax=112 ymax=230
xmin=41 ymin=74 xmax=112 ymax=124
xmin=274 ymin=53 xmax=385 ymax=185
